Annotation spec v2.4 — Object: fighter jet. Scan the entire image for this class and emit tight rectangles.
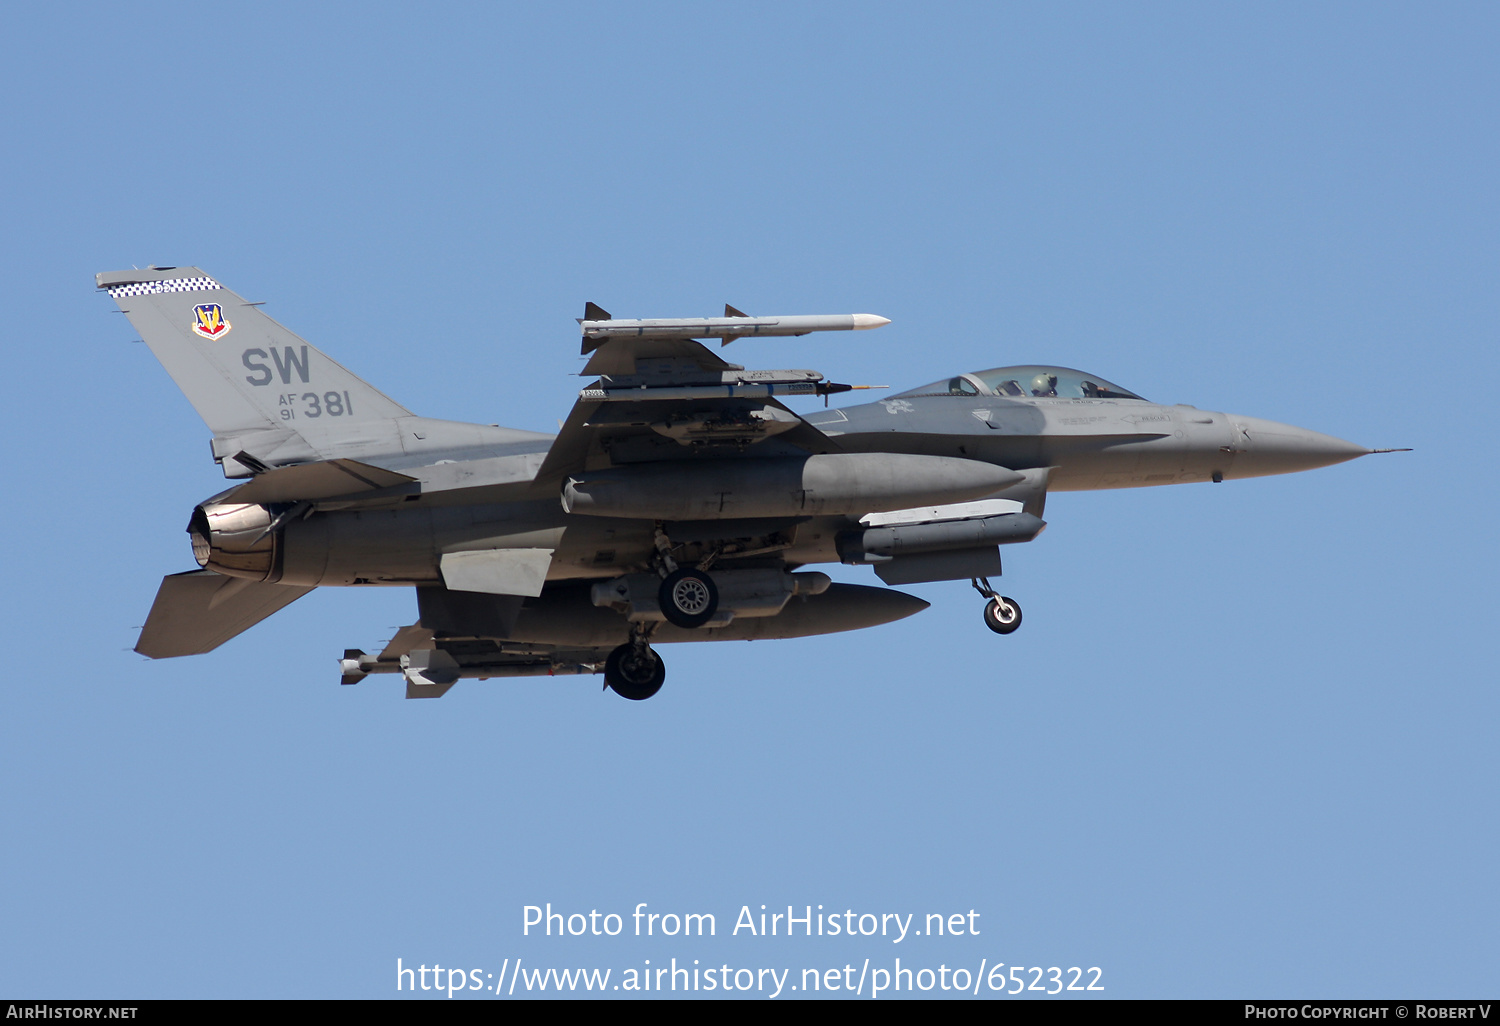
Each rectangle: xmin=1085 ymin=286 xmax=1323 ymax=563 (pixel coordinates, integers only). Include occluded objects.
xmin=101 ymin=267 xmax=1400 ymax=699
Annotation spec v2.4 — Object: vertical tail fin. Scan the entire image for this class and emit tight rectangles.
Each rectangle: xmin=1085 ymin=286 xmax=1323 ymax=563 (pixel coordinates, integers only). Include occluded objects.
xmin=99 ymin=267 xmax=413 ymax=473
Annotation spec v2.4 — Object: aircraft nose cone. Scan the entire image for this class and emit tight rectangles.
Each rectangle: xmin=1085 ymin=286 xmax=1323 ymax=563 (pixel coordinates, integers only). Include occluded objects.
xmin=1227 ymin=415 xmax=1370 ymax=478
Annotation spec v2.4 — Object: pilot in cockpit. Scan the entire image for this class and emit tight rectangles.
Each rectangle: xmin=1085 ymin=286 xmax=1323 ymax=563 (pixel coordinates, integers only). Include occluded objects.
xmin=1030 ymin=372 xmax=1058 ymax=397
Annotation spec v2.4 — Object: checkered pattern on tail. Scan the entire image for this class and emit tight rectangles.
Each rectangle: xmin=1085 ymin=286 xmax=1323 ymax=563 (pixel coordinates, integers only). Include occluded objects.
xmin=107 ymin=275 xmax=221 ymax=298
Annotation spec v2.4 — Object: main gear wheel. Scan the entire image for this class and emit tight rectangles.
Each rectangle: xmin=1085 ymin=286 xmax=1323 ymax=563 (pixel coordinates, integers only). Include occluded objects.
xmin=658 ymin=567 xmax=719 ymax=629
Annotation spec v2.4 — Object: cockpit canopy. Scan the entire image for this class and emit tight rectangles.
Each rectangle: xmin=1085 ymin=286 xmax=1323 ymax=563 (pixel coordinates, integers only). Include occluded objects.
xmin=895 ymin=365 xmax=1147 ymax=401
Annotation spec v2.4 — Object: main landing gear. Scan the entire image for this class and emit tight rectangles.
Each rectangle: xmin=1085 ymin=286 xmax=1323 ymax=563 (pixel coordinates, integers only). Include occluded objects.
xmin=605 ymin=526 xmax=715 ymax=700
xmin=658 ymin=566 xmax=718 ymax=628
xmin=651 ymin=525 xmax=722 ymax=629
xmin=973 ymin=577 xmax=1022 ymax=635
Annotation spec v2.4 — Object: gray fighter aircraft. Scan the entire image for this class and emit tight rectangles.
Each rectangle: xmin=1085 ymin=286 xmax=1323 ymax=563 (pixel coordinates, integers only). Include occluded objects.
xmin=101 ymin=267 xmax=1399 ymax=699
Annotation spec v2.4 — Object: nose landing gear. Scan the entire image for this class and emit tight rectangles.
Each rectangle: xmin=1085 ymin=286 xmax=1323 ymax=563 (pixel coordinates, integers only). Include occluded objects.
xmin=972 ymin=577 xmax=1022 ymax=635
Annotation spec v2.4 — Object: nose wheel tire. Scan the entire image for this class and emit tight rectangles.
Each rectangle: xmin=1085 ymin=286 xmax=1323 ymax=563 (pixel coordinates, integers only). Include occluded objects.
xmin=983 ymin=595 xmax=1022 ymax=635
xmin=604 ymin=644 xmax=666 ymax=701
xmin=658 ymin=567 xmax=719 ymax=629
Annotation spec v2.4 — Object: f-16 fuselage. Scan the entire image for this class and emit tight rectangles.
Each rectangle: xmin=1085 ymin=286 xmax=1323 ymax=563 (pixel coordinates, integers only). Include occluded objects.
xmin=192 ymin=372 xmax=1369 ymax=588
xmin=103 ymin=267 xmax=1392 ymax=700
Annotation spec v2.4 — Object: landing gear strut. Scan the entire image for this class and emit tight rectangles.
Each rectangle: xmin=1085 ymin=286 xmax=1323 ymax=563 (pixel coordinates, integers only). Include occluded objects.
xmin=973 ymin=577 xmax=1022 ymax=635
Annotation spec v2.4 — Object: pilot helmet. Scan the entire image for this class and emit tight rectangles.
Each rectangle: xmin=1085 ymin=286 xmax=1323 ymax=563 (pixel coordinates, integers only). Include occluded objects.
xmin=1031 ymin=372 xmax=1058 ymax=395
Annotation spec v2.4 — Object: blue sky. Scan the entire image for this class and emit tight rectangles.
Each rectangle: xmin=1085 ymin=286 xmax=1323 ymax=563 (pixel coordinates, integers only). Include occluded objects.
xmin=2 ymin=1 xmax=1494 ymax=999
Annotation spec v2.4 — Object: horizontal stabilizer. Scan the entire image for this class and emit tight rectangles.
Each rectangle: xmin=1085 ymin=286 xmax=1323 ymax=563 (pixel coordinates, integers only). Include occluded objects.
xmin=136 ymin=570 xmax=314 ymax=658
xmin=229 ymin=458 xmax=418 ymax=504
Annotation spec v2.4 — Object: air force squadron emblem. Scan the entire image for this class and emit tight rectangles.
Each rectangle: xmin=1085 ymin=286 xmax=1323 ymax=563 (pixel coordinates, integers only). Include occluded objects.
xmin=190 ymin=303 xmax=231 ymax=339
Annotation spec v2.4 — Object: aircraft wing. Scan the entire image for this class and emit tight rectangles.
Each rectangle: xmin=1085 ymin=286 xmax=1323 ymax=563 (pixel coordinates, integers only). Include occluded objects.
xmin=536 ymin=307 xmax=887 ymax=486
xmin=136 ymin=570 xmax=315 ymax=658
xmin=536 ymin=382 xmax=840 ymax=486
